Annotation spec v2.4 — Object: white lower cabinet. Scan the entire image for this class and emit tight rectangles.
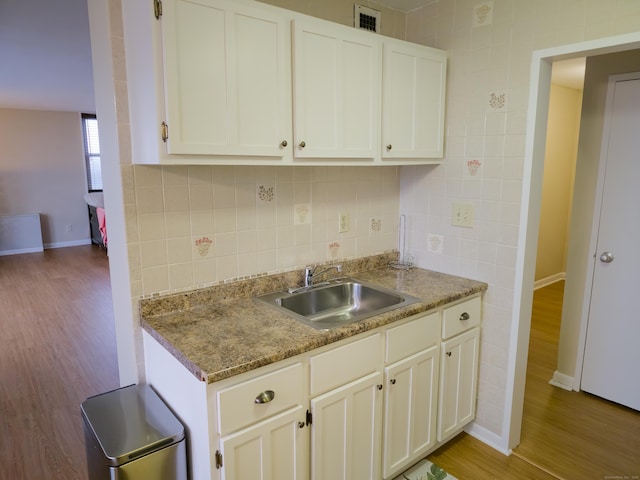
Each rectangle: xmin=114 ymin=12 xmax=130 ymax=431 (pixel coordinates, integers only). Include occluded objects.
xmin=310 ymin=371 xmax=384 ymax=480
xmin=143 ymin=295 xmax=482 ymax=480
xmin=219 ymin=406 xmax=308 ymax=480
xmin=381 ymin=311 xmax=440 ymax=479
xmin=382 ymin=347 xmax=439 ymax=478
xmin=437 ymin=296 xmax=482 ymax=442
xmin=437 ymin=326 xmax=480 ymax=442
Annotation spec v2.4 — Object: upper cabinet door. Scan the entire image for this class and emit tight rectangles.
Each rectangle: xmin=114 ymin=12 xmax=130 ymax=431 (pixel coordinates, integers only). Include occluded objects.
xmin=161 ymin=0 xmax=291 ymax=157
xmin=292 ymin=19 xmax=380 ymax=159
xmin=382 ymin=40 xmax=446 ymax=159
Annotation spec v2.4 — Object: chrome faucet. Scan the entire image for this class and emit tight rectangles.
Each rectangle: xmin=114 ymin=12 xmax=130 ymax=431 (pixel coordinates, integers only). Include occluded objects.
xmin=304 ymin=264 xmax=342 ymax=288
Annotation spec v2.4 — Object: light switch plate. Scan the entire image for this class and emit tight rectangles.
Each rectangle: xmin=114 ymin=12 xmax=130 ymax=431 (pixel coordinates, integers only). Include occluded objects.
xmin=452 ymin=203 xmax=474 ymax=228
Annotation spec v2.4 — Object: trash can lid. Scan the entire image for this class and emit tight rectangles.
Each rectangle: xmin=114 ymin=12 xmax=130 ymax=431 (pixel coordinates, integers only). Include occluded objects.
xmin=81 ymin=384 xmax=185 ymax=467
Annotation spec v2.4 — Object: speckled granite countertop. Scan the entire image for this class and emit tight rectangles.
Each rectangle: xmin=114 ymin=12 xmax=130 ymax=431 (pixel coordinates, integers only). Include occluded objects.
xmin=140 ymin=253 xmax=487 ymax=384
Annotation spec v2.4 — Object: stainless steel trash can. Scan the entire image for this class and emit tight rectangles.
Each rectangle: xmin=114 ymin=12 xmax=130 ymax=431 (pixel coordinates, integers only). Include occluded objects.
xmin=81 ymin=384 xmax=187 ymax=480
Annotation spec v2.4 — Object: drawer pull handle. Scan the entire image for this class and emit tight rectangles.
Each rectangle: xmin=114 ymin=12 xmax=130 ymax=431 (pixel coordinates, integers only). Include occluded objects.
xmin=255 ymin=390 xmax=275 ymax=404
xmin=377 ymin=384 xmax=383 ymax=390
xmin=446 ymin=351 xmax=452 ymax=357
xmin=298 ymin=421 xmax=305 ymax=429
xmin=390 ymin=379 xmax=396 ymax=385
xmin=459 ymin=312 xmax=470 ymax=321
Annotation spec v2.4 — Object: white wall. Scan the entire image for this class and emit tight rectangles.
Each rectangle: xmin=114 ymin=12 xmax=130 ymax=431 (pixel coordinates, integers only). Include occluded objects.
xmin=0 ymin=108 xmax=91 ymax=248
xmin=535 ymin=84 xmax=581 ymax=283
xmin=400 ymin=0 xmax=640 ymax=446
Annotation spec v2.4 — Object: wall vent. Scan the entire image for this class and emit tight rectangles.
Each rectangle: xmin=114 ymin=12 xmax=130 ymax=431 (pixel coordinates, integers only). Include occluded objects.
xmin=354 ymin=4 xmax=380 ymax=33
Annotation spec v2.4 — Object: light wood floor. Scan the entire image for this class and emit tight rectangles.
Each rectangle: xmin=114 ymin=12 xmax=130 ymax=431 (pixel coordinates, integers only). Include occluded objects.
xmin=0 ymin=246 xmax=119 ymax=480
xmin=429 ymin=281 xmax=640 ymax=479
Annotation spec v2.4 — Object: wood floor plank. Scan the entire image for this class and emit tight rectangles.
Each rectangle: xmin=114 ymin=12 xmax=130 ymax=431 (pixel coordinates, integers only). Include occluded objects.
xmin=0 ymin=246 xmax=119 ymax=480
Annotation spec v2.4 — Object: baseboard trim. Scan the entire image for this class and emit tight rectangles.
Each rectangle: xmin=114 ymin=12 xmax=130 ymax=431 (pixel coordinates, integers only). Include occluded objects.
xmin=534 ymin=272 xmax=566 ymax=290
xmin=465 ymin=422 xmax=512 ymax=456
xmin=0 ymin=246 xmax=44 ymax=256
xmin=44 ymin=239 xmax=92 ymax=249
xmin=549 ymin=371 xmax=575 ymax=391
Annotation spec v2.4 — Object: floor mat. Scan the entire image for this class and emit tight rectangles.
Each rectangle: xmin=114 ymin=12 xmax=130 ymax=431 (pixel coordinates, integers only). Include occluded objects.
xmin=397 ymin=459 xmax=459 ymax=480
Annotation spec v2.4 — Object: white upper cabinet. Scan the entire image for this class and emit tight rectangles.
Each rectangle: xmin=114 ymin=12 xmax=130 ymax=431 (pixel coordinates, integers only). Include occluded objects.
xmin=161 ymin=0 xmax=291 ymax=157
xmin=292 ymin=19 xmax=380 ymax=159
xmin=382 ymin=39 xmax=446 ymax=160
xmin=123 ymin=0 xmax=446 ymax=165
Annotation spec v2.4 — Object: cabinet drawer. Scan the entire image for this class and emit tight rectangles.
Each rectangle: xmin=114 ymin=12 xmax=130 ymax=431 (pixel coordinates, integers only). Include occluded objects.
xmin=385 ymin=312 xmax=440 ymax=364
xmin=310 ymin=333 xmax=382 ymax=396
xmin=217 ymin=362 xmax=304 ymax=435
xmin=442 ymin=296 xmax=481 ymax=339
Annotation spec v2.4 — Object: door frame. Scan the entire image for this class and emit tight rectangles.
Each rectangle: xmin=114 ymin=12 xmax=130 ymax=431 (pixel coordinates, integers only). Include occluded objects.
xmin=507 ymin=32 xmax=640 ymax=450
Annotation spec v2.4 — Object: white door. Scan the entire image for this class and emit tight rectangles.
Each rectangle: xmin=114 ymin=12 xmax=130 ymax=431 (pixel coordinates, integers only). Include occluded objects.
xmin=437 ymin=327 xmax=480 ymax=441
xmin=162 ymin=0 xmax=290 ymax=156
xmin=292 ymin=19 xmax=379 ymax=159
xmin=219 ymin=406 xmax=308 ymax=480
xmin=310 ymin=371 xmax=383 ymax=480
xmin=581 ymin=73 xmax=640 ymax=411
xmin=381 ymin=40 xmax=446 ymax=159
xmin=382 ymin=346 xmax=439 ymax=479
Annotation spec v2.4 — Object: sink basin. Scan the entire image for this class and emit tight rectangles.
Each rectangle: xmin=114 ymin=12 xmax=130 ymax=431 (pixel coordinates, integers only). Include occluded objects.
xmin=256 ymin=277 xmax=420 ymax=330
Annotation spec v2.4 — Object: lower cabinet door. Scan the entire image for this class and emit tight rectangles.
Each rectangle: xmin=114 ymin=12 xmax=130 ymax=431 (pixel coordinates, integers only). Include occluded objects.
xmin=219 ymin=406 xmax=308 ymax=480
xmin=310 ymin=371 xmax=384 ymax=480
xmin=382 ymin=346 xmax=439 ymax=479
xmin=438 ymin=327 xmax=480 ymax=441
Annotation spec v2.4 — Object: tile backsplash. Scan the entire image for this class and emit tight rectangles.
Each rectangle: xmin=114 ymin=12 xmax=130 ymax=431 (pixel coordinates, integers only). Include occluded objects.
xmin=125 ymin=165 xmax=400 ymax=297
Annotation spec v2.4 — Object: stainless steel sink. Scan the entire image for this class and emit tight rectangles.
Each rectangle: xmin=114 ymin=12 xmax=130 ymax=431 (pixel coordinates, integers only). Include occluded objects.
xmin=256 ymin=277 xmax=420 ymax=330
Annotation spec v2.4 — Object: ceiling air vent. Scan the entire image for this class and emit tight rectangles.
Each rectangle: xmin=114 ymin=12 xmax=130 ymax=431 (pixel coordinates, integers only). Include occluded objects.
xmin=354 ymin=4 xmax=380 ymax=33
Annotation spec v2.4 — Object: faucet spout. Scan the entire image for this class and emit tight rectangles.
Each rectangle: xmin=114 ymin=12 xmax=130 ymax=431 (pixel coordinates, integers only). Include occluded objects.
xmin=304 ymin=264 xmax=342 ymax=288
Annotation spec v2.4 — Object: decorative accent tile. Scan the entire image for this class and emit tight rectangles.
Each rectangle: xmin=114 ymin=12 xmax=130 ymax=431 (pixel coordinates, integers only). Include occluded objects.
xmin=370 ymin=217 xmax=382 ymax=233
xmin=328 ymin=241 xmax=341 ymax=259
xmin=294 ymin=203 xmax=311 ymax=225
xmin=473 ymin=2 xmax=493 ymax=27
xmin=466 ymin=159 xmax=482 ymax=176
xmin=428 ymin=234 xmax=443 ymax=254
xmin=194 ymin=236 xmax=214 ymax=257
xmin=489 ymin=92 xmax=506 ymax=111
xmin=257 ymin=184 xmax=275 ymax=203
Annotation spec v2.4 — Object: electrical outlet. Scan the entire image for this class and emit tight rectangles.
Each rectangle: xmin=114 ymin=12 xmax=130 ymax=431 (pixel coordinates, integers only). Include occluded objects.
xmin=339 ymin=212 xmax=349 ymax=233
xmin=452 ymin=203 xmax=474 ymax=228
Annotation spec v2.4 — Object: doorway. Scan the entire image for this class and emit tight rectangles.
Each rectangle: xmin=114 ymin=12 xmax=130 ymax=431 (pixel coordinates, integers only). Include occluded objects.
xmin=509 ymin=35 xmax=640 ymax=450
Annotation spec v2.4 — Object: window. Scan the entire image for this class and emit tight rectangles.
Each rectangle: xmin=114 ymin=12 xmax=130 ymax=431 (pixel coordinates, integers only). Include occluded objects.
xmin=82 ymin=114 xmax=102 ymax=191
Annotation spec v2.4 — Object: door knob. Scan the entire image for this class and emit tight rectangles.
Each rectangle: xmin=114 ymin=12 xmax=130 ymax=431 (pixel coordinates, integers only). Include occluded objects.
xmin=599 ymin=252 xmax=614 ymax=263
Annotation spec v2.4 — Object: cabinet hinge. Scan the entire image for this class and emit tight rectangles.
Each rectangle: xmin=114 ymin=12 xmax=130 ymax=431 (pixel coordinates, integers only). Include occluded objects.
xmin=153 ymin=0 xmax=163 ymax=19
xmin=306 ymin=409 xmax=312 ymax=426
xmin=161 ymin=121 xmax=169 ymax=142
xmin=215 ymin=450 xmax=223 ymax=469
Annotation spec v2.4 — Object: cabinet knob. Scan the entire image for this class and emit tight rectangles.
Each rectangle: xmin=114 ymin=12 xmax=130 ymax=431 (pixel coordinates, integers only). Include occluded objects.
xmin=377 ymin=384 xmax=383 ymax=390
xmin=599 ymin=251 xmax=614 ymax=263
xmin=386 ymin=144 xmax=392 ymax=151
xmin=459 ymin=312 xmax=470 ymax=321
xmin=298 ymin=421 xmax=305 ymax=429
xmin=280 ymin=140 xmax=288 ymax=147
xmin=299 ymin=141 xmax=306 ymax=148
xmin=255 ymin=390 xmax=275 ymax=404
xmin=446 ymin=351 xmax=452 ymax=357
xmin=390 ymin=378 xmax=396 ymax=385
